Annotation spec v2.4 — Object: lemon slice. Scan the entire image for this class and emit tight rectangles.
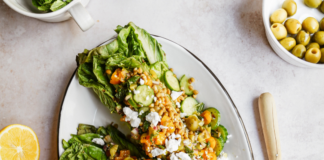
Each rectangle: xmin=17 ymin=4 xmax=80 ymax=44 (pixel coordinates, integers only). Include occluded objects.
xmin=0 ymin=124 xmax=40 ymax=160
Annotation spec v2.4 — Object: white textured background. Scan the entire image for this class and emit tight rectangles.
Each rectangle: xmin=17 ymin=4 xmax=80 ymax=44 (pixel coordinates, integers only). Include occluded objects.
xmin=1 ymin=0 xmax=324 ymax=159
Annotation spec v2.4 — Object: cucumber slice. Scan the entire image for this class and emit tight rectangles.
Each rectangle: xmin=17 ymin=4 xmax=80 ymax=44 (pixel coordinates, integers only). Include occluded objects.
xmin=205 ymin=108 xmax=221 ymax=130
xmin=216 ymin=125 xmax=229 ymax=142
xmin=180 ymin=97 xmax=198 ymax=116
xmin=214 ymin=137 xmax=224 ymax=156
xmin=179 ymin=75 xmax=193 ymax=95
xmin=127 ymin=93 xmax=139 ymax=110
xmin=139 ymin=106 xmax=150 ymax=114
xmin=133 ymin=85 xmax=154 ymax=106
xmin=164 ymin=71 xmax=180 ymax=91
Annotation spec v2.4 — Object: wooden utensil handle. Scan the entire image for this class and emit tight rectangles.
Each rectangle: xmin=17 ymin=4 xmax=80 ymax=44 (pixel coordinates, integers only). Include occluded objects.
xmin=258 ymin=93 xmax=282 ymax=160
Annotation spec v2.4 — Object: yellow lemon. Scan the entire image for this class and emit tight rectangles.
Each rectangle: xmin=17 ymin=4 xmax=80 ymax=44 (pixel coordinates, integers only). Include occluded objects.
xmin=0 ymin=124 xmax=40 ymax=160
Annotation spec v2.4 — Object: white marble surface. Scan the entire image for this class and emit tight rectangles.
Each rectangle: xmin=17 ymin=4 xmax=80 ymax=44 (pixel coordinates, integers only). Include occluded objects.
xmin=1 ymin=0 xmax=324 ymax=159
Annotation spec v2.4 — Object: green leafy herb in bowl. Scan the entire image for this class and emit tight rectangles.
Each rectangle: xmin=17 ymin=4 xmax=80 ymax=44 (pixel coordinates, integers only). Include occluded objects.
xmin=32 ymin=0 xmax=72 ymax=12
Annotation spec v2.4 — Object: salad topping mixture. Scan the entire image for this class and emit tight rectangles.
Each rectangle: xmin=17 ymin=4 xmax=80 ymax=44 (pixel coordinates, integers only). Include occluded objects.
xmin=61 ymin=22 xmax=229 ymax=160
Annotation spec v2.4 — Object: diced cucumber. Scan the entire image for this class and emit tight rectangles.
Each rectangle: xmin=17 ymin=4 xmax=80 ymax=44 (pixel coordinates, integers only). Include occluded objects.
xmin=216 ymin=125 xmax=229 ymax=142
xmin=139 ymin=106 xmax=150 ymax=114
xmin=180 ymin=97 xmax=198 ymax=116
xmin=164 ymin=71 xmax=180 ymax=91
xmin=214 ymin=137 xmax=224 ymax=156
xmin=179 ymin=75 xmax=193 ymax=95
xmin=127 ymin=93 xmax=139 ymax=110
xmin=205 ymin=108 xmax=221 ymax=130
xmin=133 ymin=85 xmax=154 ymax=106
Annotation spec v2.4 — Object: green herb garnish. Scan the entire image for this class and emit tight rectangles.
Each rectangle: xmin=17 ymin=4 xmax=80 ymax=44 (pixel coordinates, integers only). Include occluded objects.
xmin=32 ymin=0 xmax=72 ymax=12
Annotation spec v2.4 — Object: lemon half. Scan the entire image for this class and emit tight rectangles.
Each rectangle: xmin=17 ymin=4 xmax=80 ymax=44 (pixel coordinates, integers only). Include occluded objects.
xmin=0 ymin=124 xmax=40 ymax=160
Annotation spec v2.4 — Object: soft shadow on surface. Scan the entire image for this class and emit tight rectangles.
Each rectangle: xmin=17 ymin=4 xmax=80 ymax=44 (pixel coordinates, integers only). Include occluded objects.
xmin=252 ymin=97 xmax=268 ymax=160
xmin=48 ymin=69 xmax=76 ymax=160
xmin=48 ymin=86 xmax=68 ymax=159
xmin=235 ymin=0 xmax=275 ymax=56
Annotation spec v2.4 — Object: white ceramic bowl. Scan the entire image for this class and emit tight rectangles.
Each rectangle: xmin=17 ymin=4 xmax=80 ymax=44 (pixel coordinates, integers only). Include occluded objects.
xmin=3 ymin=0 xmax=94 ymax=31
xmin=263 ymin=0 xmax=324 ymax=68
xmin=57 ymin=36 xmax=254 ymax=159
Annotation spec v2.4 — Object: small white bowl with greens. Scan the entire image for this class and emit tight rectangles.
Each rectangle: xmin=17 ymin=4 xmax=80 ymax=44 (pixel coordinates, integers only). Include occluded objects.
xmin=3 ymin=0 xmax=94 ymax=31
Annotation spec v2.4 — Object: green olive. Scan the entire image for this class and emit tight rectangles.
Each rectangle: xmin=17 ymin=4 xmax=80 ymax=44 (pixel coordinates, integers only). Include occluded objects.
xmin=186 ymin=115 xmax=199 ymax=131
xmin=305 ymin=48 xmax=321 ymax=63
xmin=304 ymin=0 xmax=322 ymax=8
xmin=280 ymin=37 xmax=296 ymax=51
xmin=302 ymin=17 xmax=319 ymax=34
xmin=284 ymin=19 xmax=302 ymax=34
xmin=292 ymin=44 xmax=306 ymax=58
xmin=296 ymin=30 xmax=311 ymax=46
xmin=313 ymin=31 xmax=324 ymax=45
xmin=320 ymin=18 xmax=324 ymax=30
xmin=320 ymin=2 xmax=324 ymax=14
xmin=271 ymin=23 xmax=287 ymax=40
xmin=320 ymin=48 xmax=324 ymax=63
xmin=306 ymin=42 xmax=320 ymax=50
xmin=270 ymin=9 xmax=287 ymax=24
xmin=282 ymin=0 xmax=297 ymax=17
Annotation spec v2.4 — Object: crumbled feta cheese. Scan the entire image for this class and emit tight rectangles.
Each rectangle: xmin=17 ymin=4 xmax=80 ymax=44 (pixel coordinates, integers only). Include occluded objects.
xmin=160 ymin=125 xmax=168 ymax=129
xmin=180 ymin=112 xmax=187 ymax=118
xmin=176 ymin=152 xmax=191 ymax=160
xmin=218 ymin=152 xmax=228 ymax=160
xmin=146 ymin=112 xmax=161 ymax=126
xmin=146 ymin=96 xmax=150 ymax=100
xmin=226 ymin=140 xmax=229 ymax=143
xmin=165 ymin=133 xmax=182 ymax=152
xmin=151 ymin=148 xmax=166 ymax=157
xmin=157 ymin=158 xmax=161 ymax=160
xmin=170 ymin=133 xmax=181 ymax=139
xmin=91 ymin=138 xmax=105 ymax=146
xmin=236 ymin=155 xmax=238 ymax=158
xmin=139 ymin=110 xmax=144 ymax=115
xmin=170 ymin=153 xmax=179 ymax=160
xmin=139 ymin=78 xmax=145 ymax=85
xmin=151 ymin=95 xmax=154 ymax=98
xmin=152 ymin=81 xmax=160 ymax=85
xmin=133 ymin=89 xmax=140 ymax=94
xmin=123 ymin=107 xmax=141 ymax=127
xmin=227 ymin=134 xmax=232 ymax=138
xmin=183 ymin=139 xmax=191 ymax=147
xmin=171 ymin=91 xmax=183 ymax=100
xmin=154 ymin=97 xmax=157 ymax=102
xmin=176 ymin=102 xmax=181 ymax=108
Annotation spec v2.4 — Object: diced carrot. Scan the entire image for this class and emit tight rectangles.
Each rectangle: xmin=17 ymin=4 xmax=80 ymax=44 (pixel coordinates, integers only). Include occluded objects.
xmin=115 ymin=157 xmax=124 ymax=160
xmin=110 ymin=68 xmax=122 ymax=84
xmin=154 ymin=132 xmax=166 ymax=145
xmin=206 ymin=137 xmax=216 ymax=149
xmin=161 ymin=115 xmax=175 ymax=133
xmin=110 ymin=68 xmax=128 ymax=84
xmin=145 ymin=76 xmax=153 ymax=87
xmin=201 ymin=110 xmax=212 ymax=125
xmin=202 ymin=149 xmax=217 ymax=160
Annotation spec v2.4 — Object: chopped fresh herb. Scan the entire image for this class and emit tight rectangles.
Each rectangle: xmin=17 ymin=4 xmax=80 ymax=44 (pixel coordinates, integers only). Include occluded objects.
xmin=157 ymin=145 xmax=165 ymax=149
xmin=184 ymin=146 xmax=194 ymax=158
xmin=150 ymin=132 xmax=159 ymax=143
xmin=143 ymin=121 xmax=150 ymax=132
xmin=195 ymin=103 xmax=204 ymax=112
xmin=197 ymin=115 xmax=204 ymax=120
xmin=206 ymin=141 xmax=211 ymax=148
xmin=32 ymin=0 xmax=72 ymax=12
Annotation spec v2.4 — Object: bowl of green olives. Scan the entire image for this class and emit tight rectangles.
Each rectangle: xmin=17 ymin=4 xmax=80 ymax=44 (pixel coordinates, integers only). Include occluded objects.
xmin=263 ymin=0 xmax=324 ymax=68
